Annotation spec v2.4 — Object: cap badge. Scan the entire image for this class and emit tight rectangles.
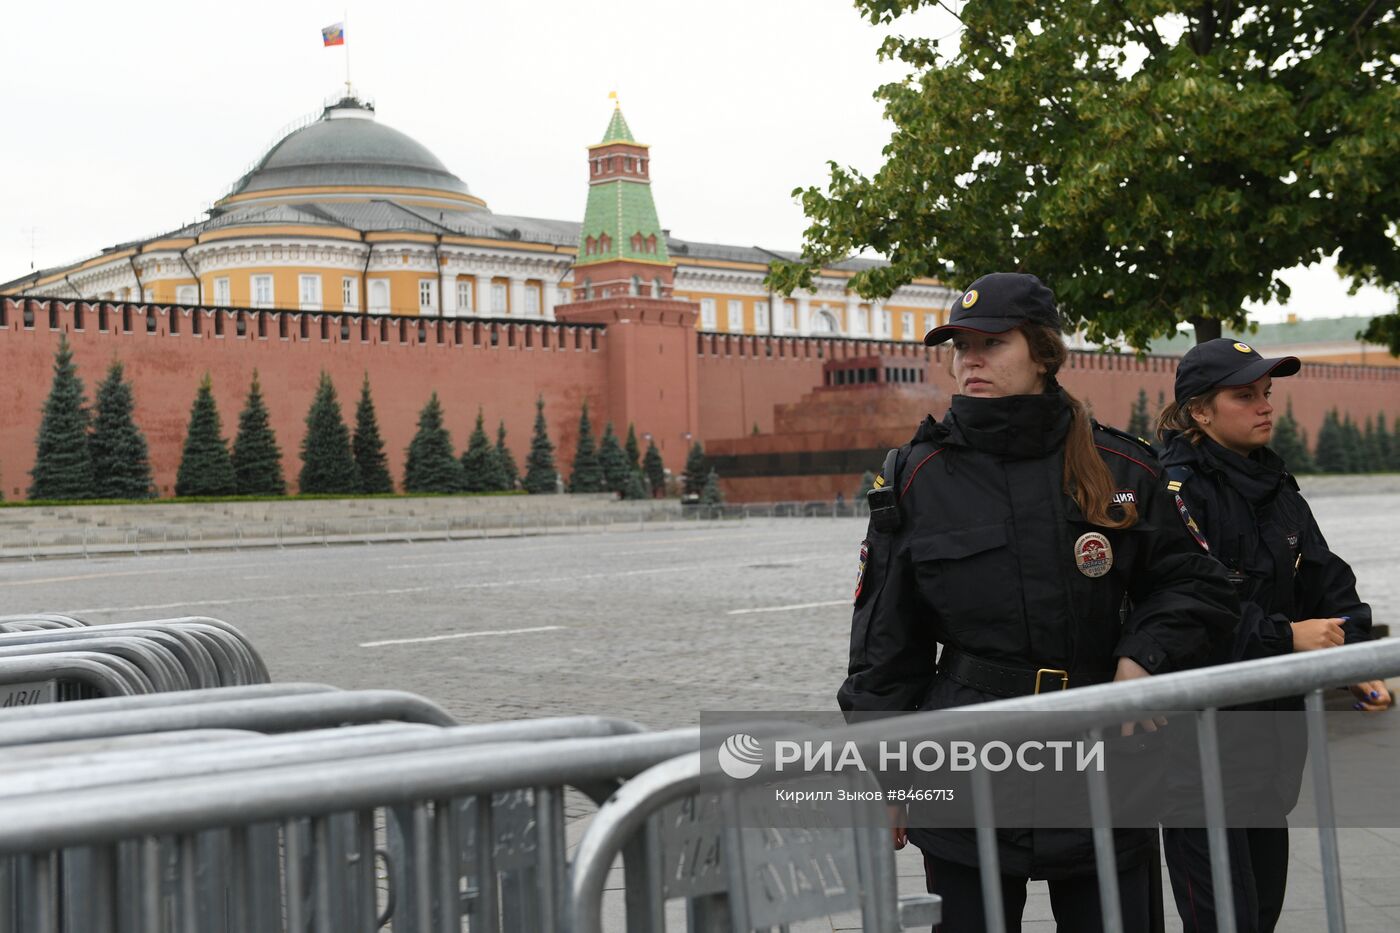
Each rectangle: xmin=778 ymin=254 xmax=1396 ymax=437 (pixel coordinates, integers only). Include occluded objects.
xmin=961 ymin=289 xmax=979 ymax=308
xmin=1233 ymin=342 xmax=1252 ymax=353
xmin=1074 ymin=532 xmax=1113 ymax=578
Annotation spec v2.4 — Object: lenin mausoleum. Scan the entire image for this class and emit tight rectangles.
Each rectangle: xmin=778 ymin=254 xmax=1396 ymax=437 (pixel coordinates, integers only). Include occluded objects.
xmin=2 ymin=96 xmax=1397 ymax=502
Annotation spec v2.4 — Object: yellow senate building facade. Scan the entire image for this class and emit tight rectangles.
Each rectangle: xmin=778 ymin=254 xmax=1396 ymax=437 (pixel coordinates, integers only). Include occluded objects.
xmin=2 ymin=96 xmax=955 ymax=339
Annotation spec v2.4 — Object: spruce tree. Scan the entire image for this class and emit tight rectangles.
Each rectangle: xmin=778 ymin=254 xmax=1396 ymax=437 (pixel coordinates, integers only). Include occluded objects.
xmin=1125 ymin=388 xmax=1151 ymax=439
xmin=523 ymin=396 xmax=558 ymax=494
xmin=700 ymin=468 xmax=723 ymax=506
xmin=298 ymin=372 xmax=359 ymax=495
xmin=1373 ymin=413 xmax=1393 ymax=473
xmin=1341 ymin=414 xmax=1365 ymax=473
xmin=1314 ymin=409 xmax=1348 ymax=474
xmin=231 ymin=371 xmax=285 ymax=496
xmin=175 ymin=375 xmax=237 ymax=497
xmin=353 ymin=374 xmax=394 ymax=494
xmin=569 ymin=402 xmax=604 ymax=493
xmin=642 ymin=440 xmax=666 ymax=497
xmin=1271 ymin=399 xmax=1313 ymax=474
xmin=624 ymin=424 xmax=641 ymax=473
xmin=89 ymin=360 xmax=153 ymax=499
xmin=404 ymin=393 xmax=465 ymax=493
xmin=598 ymin=422 xmax=630 ymax=495
xmin=623 ymin=470 xmax=649 ymax=501
xmin=681 ymin=442 xmax=707 ymax=497
xmin=28 ymin=335 xmax=95 ymax=500
xmin=495 ymin=420 xmax=519 ymax=491
xmin=461 ymin=409 xmax=504 ymax=492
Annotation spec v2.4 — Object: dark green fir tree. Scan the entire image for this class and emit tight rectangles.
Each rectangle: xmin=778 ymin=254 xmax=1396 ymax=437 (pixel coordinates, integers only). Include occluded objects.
xmin=598 ymin=422 xmax=630 ymax=495
xmin=1341 ymin=414 xmax=1365 ymax=473
xmin=681 ymin=441 xmax=707 ymax=497
xmin=1270 ymin=399 xmax=1313 ymax=474
xmin=1125 ymin=388 xmax=1151 ymax=439
xmin=298 ymin=372 xmax=359 ymax=495
xmin=405 ymin=393 xmax=465 ymax=493
xmin=495 ymin=421 xmax=519 ymax=490
xmin=700 ymin=468 xmax=723 ymax=506
xmin=523 ymin=396 xmax=558 ymax=494
xmin=28 ymin=335 xmax=94 ymax=501
xmin=624 ymin=423 xmax=641 ymax=473
xmin=569 ymin=402 xmax=604 ymax=493
xmin=461 ymin=409 xmax=505 ymax=492
xmin=231 ymin=371 xmax=285 ymax=496
xmin=642 ymin=439 xmax=666 ymax=497
xmin=89 ymin=359 xmax=153 ymax=499
xmin=353 ymin=374 xmax=394 ymax=494
xmin=175 ymin=375 xmax=237 ymax=497
xmin=1313 ymin=409 xmax=1348 ymax=474
xmin=1372 ymin=413 xmax=1393 ymax=473
xmin=623 ymin=469 xmax=649 ymax=501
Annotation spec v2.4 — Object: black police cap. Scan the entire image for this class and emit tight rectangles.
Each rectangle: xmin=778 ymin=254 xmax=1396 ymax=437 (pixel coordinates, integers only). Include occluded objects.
xmin=924 ymin=272 xmax=1061 ymax=346
xmin=1174 ymin=338 xmax=1301 ymax=404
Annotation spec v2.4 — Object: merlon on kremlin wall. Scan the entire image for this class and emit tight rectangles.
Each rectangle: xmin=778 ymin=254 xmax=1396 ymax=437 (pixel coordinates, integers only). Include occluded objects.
xmin=3 ymin=99 xmax=1398 ymax=501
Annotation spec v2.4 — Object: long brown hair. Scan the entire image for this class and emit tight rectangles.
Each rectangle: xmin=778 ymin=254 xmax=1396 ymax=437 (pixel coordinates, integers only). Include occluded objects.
xmin=1020 ymin=325 xmax=1138 ymax=530
xmin=1155 ymin=390 xmax=1221 ymax=446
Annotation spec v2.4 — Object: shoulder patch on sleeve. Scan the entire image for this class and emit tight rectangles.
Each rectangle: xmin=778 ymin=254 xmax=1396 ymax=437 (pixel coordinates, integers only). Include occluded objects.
xmin=1174 ymin=493 xmax=1210 ymax=552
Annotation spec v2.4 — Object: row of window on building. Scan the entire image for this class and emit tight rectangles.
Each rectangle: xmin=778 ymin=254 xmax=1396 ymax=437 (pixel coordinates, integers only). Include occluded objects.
xmin=693 ymin=298 xmax=934 ymax=340
xmin=160 ymin=275 xmax=558 ymax=316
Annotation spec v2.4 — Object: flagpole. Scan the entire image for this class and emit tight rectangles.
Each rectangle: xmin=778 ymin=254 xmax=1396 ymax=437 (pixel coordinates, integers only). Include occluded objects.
xmin=343 ymin=9 xmax=351 ymax=97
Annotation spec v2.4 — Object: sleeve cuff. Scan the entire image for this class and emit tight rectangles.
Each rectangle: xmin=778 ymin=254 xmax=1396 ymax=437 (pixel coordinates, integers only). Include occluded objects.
xmin=1115 ymin=631 xmax=1170 ymax=674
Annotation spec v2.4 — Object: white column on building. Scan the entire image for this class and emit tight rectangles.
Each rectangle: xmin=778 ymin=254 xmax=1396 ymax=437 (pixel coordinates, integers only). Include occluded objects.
xmin=796 ymin=295 xmax=811 ymax=336
xmin=542 ymin=276 xmax=558 ymax=320
xmin=872 ymin=299 xmax=888 ymax=339
xmin=440 ymin=262 xmax=456 ymax=317
xmin=846 ymin=294 xmax=863 ymax=337
xmin=509 ymin=276 xmax=526 ymax=317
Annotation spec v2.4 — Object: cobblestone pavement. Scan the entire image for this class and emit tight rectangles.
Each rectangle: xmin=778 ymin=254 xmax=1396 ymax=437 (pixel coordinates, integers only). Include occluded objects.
xmin=3 ymin=488 xmax=1398 ymax=931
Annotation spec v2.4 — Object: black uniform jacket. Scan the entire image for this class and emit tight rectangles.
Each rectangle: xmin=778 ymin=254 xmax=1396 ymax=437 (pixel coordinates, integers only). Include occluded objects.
xmin=1160 ymin=434 xmax=1372 ymax=818
xmin=838 ymin=391 xmax=1239 ymax=878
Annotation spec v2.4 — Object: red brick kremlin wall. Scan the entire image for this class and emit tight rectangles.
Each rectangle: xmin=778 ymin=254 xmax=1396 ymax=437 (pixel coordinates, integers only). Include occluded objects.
xmin=3 ymin=298 xmax=1398 ymax=500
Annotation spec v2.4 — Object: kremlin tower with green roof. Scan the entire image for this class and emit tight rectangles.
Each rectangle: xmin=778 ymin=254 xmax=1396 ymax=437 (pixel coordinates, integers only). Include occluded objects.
xmin=572 ymin=102 xmax=674 ymax=301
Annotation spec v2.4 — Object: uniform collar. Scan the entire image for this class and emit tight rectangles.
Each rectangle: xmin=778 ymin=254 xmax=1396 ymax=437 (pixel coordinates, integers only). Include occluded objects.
xmin=1165 ymin=432 xmax=1288 ymax=506
xmin=944 ymin=387 xmax=1073 ymax=459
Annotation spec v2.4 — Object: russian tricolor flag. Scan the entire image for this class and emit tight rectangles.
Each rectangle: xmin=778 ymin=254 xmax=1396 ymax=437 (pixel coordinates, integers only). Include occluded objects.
xmin=322 ymin=22 xmax=345 ymax=47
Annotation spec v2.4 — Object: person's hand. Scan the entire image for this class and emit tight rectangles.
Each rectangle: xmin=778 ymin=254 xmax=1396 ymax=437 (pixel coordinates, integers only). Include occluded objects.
xmin=1349 ymin=680 xmax=1393 ymax=713
xmin=887 ymin=804 xmax=907 ymax=850
xmin=1292 ymin=617 xmax=1345 ymax=651
xmin=1113 ymin=656 xmax=1168 ymax=737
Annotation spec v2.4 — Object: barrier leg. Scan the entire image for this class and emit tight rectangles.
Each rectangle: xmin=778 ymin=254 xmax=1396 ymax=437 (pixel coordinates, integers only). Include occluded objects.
xmin=971 ymin=767 xmax=1006 ymax=933
xmin=432 ymin=799 xmax=460 ymax=933
xmin=622 ymin=817 xmax=666 ymax=933
xmin=1306 ymin=689 xmax=1346 ymax=933
xmin=1196 ymin=708 xmax=1237 ymax=933
xmin=473 ymin=794 xmax=499 ymax=932
xmin=284 ymin=818 xmax=307 ymax=933
xmin=1085 ymin=727 xmax=1124 ymax=933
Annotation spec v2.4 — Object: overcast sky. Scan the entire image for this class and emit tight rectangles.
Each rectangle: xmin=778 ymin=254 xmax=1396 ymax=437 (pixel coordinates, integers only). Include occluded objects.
xmin=1 ymin=0 xmax=1392 ymax=325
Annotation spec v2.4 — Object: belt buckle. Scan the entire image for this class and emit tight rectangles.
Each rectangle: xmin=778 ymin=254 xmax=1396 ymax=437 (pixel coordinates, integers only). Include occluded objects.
xmin=1034 ymin=668 xmax=1069 ymax=694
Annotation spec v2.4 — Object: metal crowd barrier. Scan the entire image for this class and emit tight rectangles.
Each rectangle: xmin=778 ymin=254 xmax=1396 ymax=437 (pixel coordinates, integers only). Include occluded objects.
xmin=0 ymin=615 xmax=269 ymax=704
xmin=570 ymin=640 xmax=1400 ymax=933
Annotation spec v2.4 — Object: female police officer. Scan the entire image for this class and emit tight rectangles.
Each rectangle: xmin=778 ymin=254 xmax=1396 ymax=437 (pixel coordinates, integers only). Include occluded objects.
xmin=1157 ymin=338 xmax=1389 ymax=933
xmin=839 ymin=273 xmax=1238 ymax=931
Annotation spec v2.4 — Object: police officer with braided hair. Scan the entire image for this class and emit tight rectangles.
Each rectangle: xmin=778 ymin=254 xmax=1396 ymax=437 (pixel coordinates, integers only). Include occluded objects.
xmin=840 ymin=273 xmax=1238 ymax=932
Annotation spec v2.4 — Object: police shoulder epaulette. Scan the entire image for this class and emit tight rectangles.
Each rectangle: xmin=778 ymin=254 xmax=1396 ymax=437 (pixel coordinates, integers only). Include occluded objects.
xmin=1094 ymin=422 xmax=1158 ymax=458
xmin=1164 ymin=464 xmax=1193 ymax=494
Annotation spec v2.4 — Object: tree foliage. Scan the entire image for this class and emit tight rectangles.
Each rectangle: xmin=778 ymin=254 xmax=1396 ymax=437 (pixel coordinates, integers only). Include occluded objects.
xmin=1126 ymin=388 xmax=1152 ymax=439
xmin=405 ymin=393 xmax=465 ymax=493
xmin=523 ymin=396 xmax=559 ymax=494
xmin=299 ymin=373 xmax=360 ymax=495
xmin=496 ymin=420 xmax=519 ymax=491
xmin=232 ymin=371 xmax=285 ymax=496
xmin=624 ymin=424 xmax=641 ymax=472
xmin=29 ymin=336 xmax=94 ymax=500
xmin=642 ymin=439 xmax=666 ymax=497
xmin=1271 ymin=398 xmax=1314 ymax=474
xmin=568 ymin=402 xmax=604 ymax=493
xmin=700 ymin=468 xmax=724 ymax=506
xmin=175 ymin=375 xmax=236 ymax=497
xmin=681 ymin=442 xmax=708 ymax=497
xmin=461 ymin=409 xmax=507 ymax=492
xmin=353 ymin=375 xmax=394 ymax=494
xmin=769 ymin=2 xmax=1400 ymax=349
xmin=90 ymin=360 xmax=153 ymax=499
xmin=598 ymin=423 xmax=631 ymax=496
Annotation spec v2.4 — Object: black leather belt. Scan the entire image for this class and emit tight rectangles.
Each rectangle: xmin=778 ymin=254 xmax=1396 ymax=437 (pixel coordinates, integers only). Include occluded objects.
xmin=938 ymin=647 xmax=1114 ymax=698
